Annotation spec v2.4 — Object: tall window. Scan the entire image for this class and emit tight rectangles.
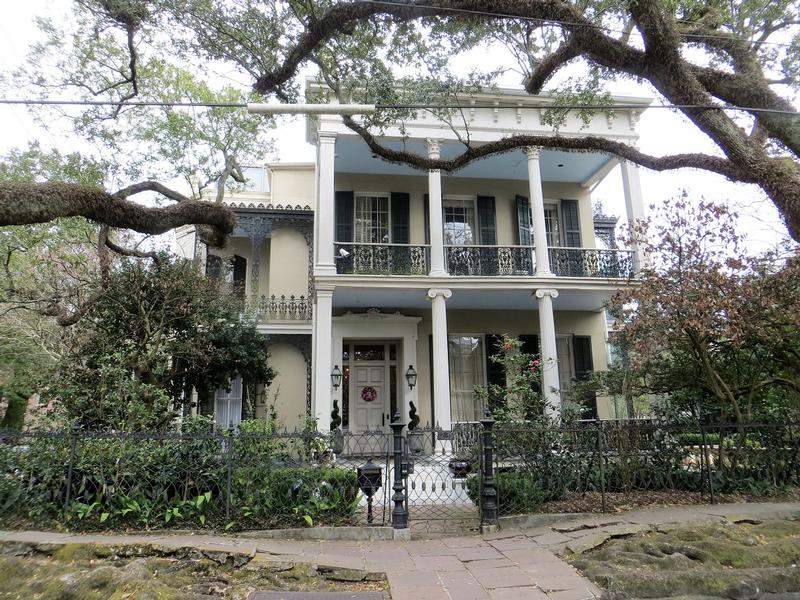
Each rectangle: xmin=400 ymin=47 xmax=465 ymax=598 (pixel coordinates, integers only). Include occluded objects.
xmin=448 ymin=335 xmax=486 ymax=422
xmin=443 ymin=198 xmax=477 ymax=245
xmin=556 ymin=336 xmax=574 ymax=399
xmin=544 ymin=204 xmax=561 ymax=247
xmin=355 ymin=194 xmax=389 ymax=243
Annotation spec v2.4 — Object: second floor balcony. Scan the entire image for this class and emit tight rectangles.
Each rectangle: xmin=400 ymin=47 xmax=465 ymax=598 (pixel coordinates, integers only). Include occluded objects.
xmin=334 ymin=242 xmax=634 ymax=279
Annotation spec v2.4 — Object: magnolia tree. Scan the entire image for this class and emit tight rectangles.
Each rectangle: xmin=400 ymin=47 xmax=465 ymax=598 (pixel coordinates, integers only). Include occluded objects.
xmin=612 ymin=196 xmax=800 ymax=422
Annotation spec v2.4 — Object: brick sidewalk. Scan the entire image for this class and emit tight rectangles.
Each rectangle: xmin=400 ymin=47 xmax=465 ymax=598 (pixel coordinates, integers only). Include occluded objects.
xmin=2 ymin=501 xmax=798 ymax=600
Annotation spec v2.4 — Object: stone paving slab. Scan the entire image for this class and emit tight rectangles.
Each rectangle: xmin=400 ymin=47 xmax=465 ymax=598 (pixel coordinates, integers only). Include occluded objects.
xmin=2 ymin=501 xmax=798 ymax=600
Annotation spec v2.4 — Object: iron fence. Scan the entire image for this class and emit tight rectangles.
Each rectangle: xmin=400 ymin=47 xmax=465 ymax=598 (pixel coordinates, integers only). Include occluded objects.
xmin=0 ymin=427 xmax=392 ymax=530
xmin=1 ymin=419 xmax=797 ymax=534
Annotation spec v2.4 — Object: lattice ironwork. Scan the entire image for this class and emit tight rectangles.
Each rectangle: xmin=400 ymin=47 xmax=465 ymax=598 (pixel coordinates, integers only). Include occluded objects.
xmin=335 ymin=243 xmax=429 ymax=275
xmin=548 ymin=247 xmax=635 ymax=278
xmin=402 ymin=423 xmax=483 ymax=536
xmin=257 ymin=294 xmax=313 ymax=321
xmin=445 ymin=245 xmax=535 ymax=276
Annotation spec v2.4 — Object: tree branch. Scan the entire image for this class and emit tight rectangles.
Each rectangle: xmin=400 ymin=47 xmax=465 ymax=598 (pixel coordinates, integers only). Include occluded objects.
xmin=0 ymin=182 xmax=235 ymax=248
xmin=341 ymin=115 xmax=754 ymax=182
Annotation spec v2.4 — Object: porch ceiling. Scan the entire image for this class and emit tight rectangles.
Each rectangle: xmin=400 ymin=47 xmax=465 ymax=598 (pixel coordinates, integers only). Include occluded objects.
xmin=334 ymin=137 xmax=612 ymax=183
xmin=331 ymin=284 xmax=613 ymax=312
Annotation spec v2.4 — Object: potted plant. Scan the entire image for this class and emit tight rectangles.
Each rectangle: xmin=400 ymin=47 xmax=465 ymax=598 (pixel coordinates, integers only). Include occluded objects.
xmin=406 ymin=401 xmax=424 ymax=453
xmin=330 ymin=399 xmax=344 ymax=454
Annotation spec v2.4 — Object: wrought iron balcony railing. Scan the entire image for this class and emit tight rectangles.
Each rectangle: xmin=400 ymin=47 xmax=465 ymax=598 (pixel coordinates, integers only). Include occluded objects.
xmin=335 ymin=243 xmax=430 ymax=275
xmin=257 ymin=294 xmax=313 ymax=321
xmin=548 ymin=247 xmax=635 ymax=278
xmin=445 ymin=245 xmax=535 ymax=276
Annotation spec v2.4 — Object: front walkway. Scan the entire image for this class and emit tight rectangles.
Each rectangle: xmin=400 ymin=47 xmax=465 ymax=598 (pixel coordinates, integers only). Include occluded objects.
xmin=2 ymin=501 xmax=798 ymax=600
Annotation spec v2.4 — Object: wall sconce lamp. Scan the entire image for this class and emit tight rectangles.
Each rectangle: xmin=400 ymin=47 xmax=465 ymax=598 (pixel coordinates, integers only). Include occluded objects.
xmin=405 ymin=365 xmax=418 ymax=390
xmin=331 ymin=365 xmax=343 ymax=390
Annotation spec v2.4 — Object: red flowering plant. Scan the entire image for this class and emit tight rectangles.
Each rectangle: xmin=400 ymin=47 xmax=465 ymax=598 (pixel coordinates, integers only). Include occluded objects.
xmin=474 ymin=335 xmax=547 ymax=422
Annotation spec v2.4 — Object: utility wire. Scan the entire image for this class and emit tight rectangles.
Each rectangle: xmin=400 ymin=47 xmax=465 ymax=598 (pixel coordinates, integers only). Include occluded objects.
xmin=0 ymin=98 xmax=797 ymax=115
xmin=361 ymin=0 xmax=796 ymax=48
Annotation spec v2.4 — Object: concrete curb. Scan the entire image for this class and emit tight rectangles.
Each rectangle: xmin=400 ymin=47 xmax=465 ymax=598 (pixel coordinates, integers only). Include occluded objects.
xmin=238 ymin=526 xmax=400 ymax=541
xmin=499 ymin=512 xmax=596 ymax=531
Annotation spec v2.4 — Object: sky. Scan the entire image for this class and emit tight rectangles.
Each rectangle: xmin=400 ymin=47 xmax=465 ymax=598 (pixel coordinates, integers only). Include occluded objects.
xmin=0 ymin=1 xmax=795 ymax=253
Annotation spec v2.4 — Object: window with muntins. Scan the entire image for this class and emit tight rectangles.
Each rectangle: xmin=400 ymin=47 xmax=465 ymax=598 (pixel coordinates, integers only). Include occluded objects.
xmin=448 ymin=335 xmax=486 ymax=422
xmin=443 ymin=198 xmax=477 ymax=245
xmin=355 ymin=194 xmax=390 ymax=243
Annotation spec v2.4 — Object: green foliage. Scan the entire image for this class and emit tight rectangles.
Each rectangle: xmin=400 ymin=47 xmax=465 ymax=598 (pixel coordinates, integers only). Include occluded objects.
xmin=49 ymin=256 xmax=274 ymax=430
xmin=408 ymin=401 xmax=420 ymax=430
xmin=330 ymin=399 xmax=342 ymax=431
xmin=0 ymin=418 xmax=361 ymax=530
xmin=467 ymin=470 xmax=560 ymax=512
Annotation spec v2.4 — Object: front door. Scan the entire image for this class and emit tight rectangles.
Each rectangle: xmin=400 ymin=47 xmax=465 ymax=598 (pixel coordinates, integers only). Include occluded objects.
xmin=351 ymin=364 xmax=387 ymax=432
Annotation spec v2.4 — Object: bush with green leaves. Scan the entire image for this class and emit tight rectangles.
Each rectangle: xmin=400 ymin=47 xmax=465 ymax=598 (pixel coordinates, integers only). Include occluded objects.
xmin=0 ymin=418 xmax=362 ymax=530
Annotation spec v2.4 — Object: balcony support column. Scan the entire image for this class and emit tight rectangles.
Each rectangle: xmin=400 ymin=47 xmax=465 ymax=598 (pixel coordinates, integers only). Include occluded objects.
xmin=248 ymin=234 xmax=265 ymax=307
xmin=427 ymin=139 xmax=448 ymax=277
xmin=620 ymin=159 xmax=646 ymax=274
xmin=313 ymin=285 xmax=335 ymax=431
xmin=525 ymin=147 xmax=553 ymax=276
xmin=534 ymin=288 xmax=561 ymax=418
xmin=316 ymin=131 xmax=337 ymax=276
xmin=427 ymin=288 xmax=452 ymax=428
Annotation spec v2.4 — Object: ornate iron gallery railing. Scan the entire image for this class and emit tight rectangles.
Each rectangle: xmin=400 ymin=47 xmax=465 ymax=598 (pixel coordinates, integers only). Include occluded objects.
xmin=335 ymin=243 xmax=430 ymax=275
xmin=445 ymin=245 xmax=535 ymax=276
xmin=548 ymin=247 xmax=635 ymax=278
xmin=257 ymin=294 xmax=313 ymax=321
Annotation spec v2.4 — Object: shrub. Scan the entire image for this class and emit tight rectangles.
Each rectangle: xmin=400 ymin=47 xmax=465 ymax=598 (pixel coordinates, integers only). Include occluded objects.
xmin=466 ymin=470 xmax=564 ymax=515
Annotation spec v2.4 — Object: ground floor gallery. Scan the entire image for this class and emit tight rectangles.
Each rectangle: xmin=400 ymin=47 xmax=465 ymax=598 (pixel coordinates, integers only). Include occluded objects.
xmin=211 ymin=306 xmax=623 ymax=432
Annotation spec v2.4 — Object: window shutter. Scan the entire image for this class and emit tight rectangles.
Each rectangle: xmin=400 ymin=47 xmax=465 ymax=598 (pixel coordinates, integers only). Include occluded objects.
xmin=423 ymin=193 xmax=430 ymax=245
xmin=206 ymin=254 xmax=223 ymax=279
xmin=477 ymin=196 xmax=496 ymax=245
xmin=562 ymin=199 xmax=581 ymax=247
xmin=485 ymin=334 xmax=505 ymax=388
xmin=519 ymin=335 xmax=540 ymax=356
xmin=390 ymin=192 xmax=410 ymax=244
xmin=573 ymin=335 xmax=594 ymax=380
xmin=335 ymin=191 xmax=354 ymax=242
xmin=515 ymin=195 xmax=532 ymax=245
xmin=232 ymin=255 xmax=247 ymax=301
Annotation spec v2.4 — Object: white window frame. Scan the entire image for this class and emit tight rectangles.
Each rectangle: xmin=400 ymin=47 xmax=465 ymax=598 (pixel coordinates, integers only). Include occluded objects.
xmin=354 ymin=191 xmax=392 ymax=244
xmin=543 ymin=199 xmax=562 ymax=247
xmin=447 ymin=333 xmax=488 ymax=423
xmin=442 ymin=195 xmax=479 ymax=245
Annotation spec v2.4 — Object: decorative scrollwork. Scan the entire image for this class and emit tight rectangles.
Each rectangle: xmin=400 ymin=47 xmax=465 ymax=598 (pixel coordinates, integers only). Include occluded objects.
xmin=258 ymin=294 xmax=313 ymax=320
xmin=549 ymin=248 xmax=634 ymax=278
xmin=445 ymin=246 xmax=534 ymax=276
xmin=335 ymin=244 xmax=430 ymax=275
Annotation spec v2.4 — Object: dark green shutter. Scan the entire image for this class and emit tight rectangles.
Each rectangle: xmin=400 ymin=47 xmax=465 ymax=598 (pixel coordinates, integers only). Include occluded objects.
xmin=390 ymin=192 xmax=410 ymax=244
xmin=335 ymin=191 xmax=354 ymax=242
xmin=423 ymin=193 xmax=430 ymax=245
xmin=562 ymin=199 xmax=581 ymax=247
xmin=477 ymin=196 xmax=496 ymax=245
xmin=485 ymin=334 xmax=505 ymax=388
xmin=516 ymin=195 xmax=531 ymax=245
xmin=573 ymin=336 xmax=594 ymax=380
xmin=519 ymin=335 xmax=539 ymax=356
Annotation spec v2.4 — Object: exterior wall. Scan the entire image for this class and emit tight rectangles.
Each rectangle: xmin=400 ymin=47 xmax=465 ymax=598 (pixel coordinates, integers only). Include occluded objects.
xmin=209 ymin=237 xmax=270 ymax=297
xmin=269 ymin=227 xmax=310 ymax=297
xmin=270 ymin=165 xmax=315 ymax=207
xmin=334 ymin=173 xmax=595 ymax=247
xmin=258 ymin=342 xmax=307 ymax=430
xmin=362 ymin=308 xmax=611 ymax=427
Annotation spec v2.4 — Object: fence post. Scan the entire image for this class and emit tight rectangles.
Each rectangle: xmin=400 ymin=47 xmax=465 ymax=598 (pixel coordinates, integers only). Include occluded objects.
xmin=390 ymin=413 xmax=408 ymax=531
xmin=63 ymin=420 xmax=80 ymax=511
xmin=480 ymin=408 xmax=499 ymax=533
xmin=700 ymin=419 xmax=715 ymax=505
xmin=597 ymin=421 xmax=607 ymax=514
xmin=225 ymin=425 xmax=235 ymax=521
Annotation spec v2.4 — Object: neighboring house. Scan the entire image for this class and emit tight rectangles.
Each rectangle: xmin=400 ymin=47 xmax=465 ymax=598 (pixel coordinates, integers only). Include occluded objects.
xmin=177 ymin=82 xmax=649 ymax=430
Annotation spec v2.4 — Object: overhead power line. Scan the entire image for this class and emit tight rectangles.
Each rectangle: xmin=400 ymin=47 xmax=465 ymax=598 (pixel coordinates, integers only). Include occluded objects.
xmin=361 ymin=0 xmax=796 ymax=48
xmin=0 ymin=98 xmax=797 ymax=115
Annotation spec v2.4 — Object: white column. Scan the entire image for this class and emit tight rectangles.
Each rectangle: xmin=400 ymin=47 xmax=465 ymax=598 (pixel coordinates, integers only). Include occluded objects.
xmin=534 ymin=289 xmax=561 ymax=418
xmin=315 ymin=131 xmax=337 ymax=276
xmin=620 ymin=159 xmax=646 ymax=273
xmin=427 ymin=287 xmax=452 ymax=428
xmin=427 ymin=139 xmax=448 ymax=277
xmin=313 ymin=286 xmax=335 ymax=430
xmin=526 ymin=147 xmax=552 ymax=276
